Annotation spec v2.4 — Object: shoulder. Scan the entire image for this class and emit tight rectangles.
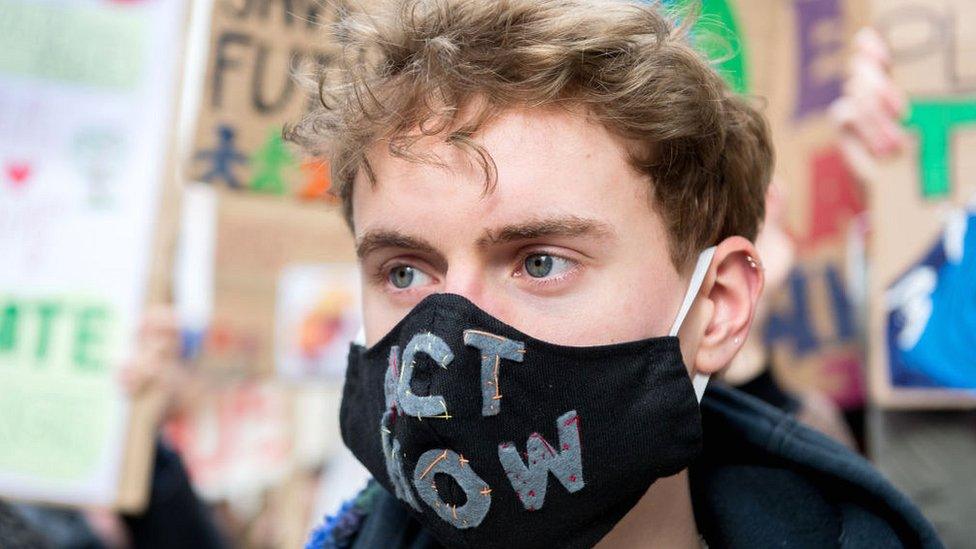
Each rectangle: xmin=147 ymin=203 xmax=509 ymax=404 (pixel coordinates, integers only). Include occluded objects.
xmin=691 ymin=383 xmax=943 ymax=549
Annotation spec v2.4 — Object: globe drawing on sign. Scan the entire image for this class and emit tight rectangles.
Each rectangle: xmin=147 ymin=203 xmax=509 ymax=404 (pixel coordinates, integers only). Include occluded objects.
xmin=299 ymin=290 xmax=354 ymax=363
xmin=275 ymin=265 xmax=361 ymax=380
xmin=885 ymin=206 xmax=976 ymax=389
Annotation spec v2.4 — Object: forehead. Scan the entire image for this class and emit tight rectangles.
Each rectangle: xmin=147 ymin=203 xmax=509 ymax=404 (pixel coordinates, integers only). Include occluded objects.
xmin=351 ymin=108 xmax=659 ymax=242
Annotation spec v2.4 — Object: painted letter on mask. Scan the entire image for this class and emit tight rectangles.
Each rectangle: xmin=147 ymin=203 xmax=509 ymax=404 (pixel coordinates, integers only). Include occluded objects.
xmin=382 ymin=346 xmax=421 ymax=510
xmin=398 ymin=333 xmax=454 ymax=418
xmin=463 ymin=330 xmax=525 ymax=416
xmin=498 ymin=410 xmax=585 ymax=511
xmin=413 ymin=449 xmax=492 ymax=528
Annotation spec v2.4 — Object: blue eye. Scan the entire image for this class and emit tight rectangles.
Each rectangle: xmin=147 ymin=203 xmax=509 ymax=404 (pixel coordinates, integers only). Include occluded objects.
xmin=388 ymin=265 xmax=431 ymax=289
xmin=524 ymin=254 xmax=573 ymax=279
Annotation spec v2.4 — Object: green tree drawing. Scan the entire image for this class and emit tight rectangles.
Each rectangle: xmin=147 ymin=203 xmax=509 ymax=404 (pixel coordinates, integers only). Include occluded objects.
xmin=249 ymin=128 xmax=294 ymax=195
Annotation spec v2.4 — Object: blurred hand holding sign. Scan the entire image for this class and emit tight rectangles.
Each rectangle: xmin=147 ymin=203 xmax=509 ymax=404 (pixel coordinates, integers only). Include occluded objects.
xmin=0 ymin=0 xmax=186 ymax=509
xmin=869 ymin=0 xmax=976 ymax=406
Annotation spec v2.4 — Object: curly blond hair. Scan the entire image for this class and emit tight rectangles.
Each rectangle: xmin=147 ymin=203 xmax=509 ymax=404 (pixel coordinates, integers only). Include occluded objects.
xmin=286 ymin=0 xmax=773 ymax=268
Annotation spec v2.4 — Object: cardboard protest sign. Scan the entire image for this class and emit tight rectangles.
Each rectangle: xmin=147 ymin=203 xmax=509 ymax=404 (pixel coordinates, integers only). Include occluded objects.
xmin=198 ymin=193 xmax=355 ymax=376
xmin=187 ymin=0 xmax=361 ymax=378
xmin=0 ymin=0 xmax=186 ymax=509
xmin=189 ymin=0 xmax=351 ymax=201
xmin=759 ymin=0 xmax=871 ymax=409
xmin=867 ymin=0 xmax=976 ymax=407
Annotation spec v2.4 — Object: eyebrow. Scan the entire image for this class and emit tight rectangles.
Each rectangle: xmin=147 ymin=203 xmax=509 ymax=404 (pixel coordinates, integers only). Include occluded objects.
xmin=356 ymin=230 xmax=440 ymax=259
xmin=477 ymin=215 xmax=615 ymax=247
xmin=355 ymin=215 xmax=615 ymax=260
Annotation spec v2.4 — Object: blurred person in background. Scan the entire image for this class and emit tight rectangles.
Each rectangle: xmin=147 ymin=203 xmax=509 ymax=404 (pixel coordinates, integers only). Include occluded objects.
xmin=290 ymin=1 xmax=940 ymax=547
xmin=4 ymin=308 xmax=225 ymax=549
xmin=832 ymin=28 xmax=976 ymax=549
xmin=0 ymin=502 xmax=50 ymax=549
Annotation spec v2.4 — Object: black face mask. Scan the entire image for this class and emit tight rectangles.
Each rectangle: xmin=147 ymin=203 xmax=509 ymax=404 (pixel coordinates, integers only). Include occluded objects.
xmin=340 ymin=250 xmax=714 ymax=548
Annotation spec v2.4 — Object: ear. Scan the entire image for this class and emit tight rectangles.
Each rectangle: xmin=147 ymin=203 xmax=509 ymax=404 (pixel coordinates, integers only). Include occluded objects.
xmin=681 ymin=237 xmax=765 ymax=377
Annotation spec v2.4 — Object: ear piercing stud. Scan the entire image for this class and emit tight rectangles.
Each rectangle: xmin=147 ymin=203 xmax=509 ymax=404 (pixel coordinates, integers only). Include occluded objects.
xmin=733 ymin=337 xmax=741 ymax=345
xmin=745 ymin=255 xmax=763 ymax=271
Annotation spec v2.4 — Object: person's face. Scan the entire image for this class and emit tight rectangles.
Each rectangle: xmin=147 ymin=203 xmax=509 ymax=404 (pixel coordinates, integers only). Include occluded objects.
xmin=353 ymin=107 xmax=684 ymax=344
xmin=352 ymin=107 xmax=761 ymax=375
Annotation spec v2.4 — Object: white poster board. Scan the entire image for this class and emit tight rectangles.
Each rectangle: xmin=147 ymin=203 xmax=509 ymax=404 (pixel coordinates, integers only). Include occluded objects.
xmin=0 ymin=0 xmax=186 ymax=507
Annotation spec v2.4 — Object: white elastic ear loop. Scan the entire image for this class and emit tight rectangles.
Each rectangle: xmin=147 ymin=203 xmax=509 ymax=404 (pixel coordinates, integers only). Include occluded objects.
xmin=668 ymin=246 xmax=717 ymax=403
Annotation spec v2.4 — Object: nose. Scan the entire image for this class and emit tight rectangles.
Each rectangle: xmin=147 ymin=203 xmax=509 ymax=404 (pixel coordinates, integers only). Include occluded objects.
xmin=441 ymin=261 xmax=507 ymax=320
xmin=442 ymin=261 xmax=484 ymax=306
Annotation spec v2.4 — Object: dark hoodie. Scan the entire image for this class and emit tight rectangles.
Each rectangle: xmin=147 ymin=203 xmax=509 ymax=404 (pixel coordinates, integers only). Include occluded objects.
xmin=307 ymin=383 xmax=942 ymax=548
xmin=7 ymin=441 xmax=225 ymax=549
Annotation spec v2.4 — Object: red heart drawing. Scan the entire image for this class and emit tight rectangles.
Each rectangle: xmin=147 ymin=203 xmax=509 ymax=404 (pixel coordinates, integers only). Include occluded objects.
xmin=5 ymin=162 xmax=31 ymax=186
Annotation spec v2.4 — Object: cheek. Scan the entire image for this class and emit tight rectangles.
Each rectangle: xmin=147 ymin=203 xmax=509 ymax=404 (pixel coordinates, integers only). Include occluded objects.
xmin=362 ymin=290 xmax=406 ymax=347
xmin=501 ymin=263 xmax=681 ymax=346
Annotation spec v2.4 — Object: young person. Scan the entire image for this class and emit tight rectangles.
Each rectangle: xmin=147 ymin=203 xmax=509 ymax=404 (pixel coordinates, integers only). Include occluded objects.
xmin=289 ymin=1 xmax=941 ymax=547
